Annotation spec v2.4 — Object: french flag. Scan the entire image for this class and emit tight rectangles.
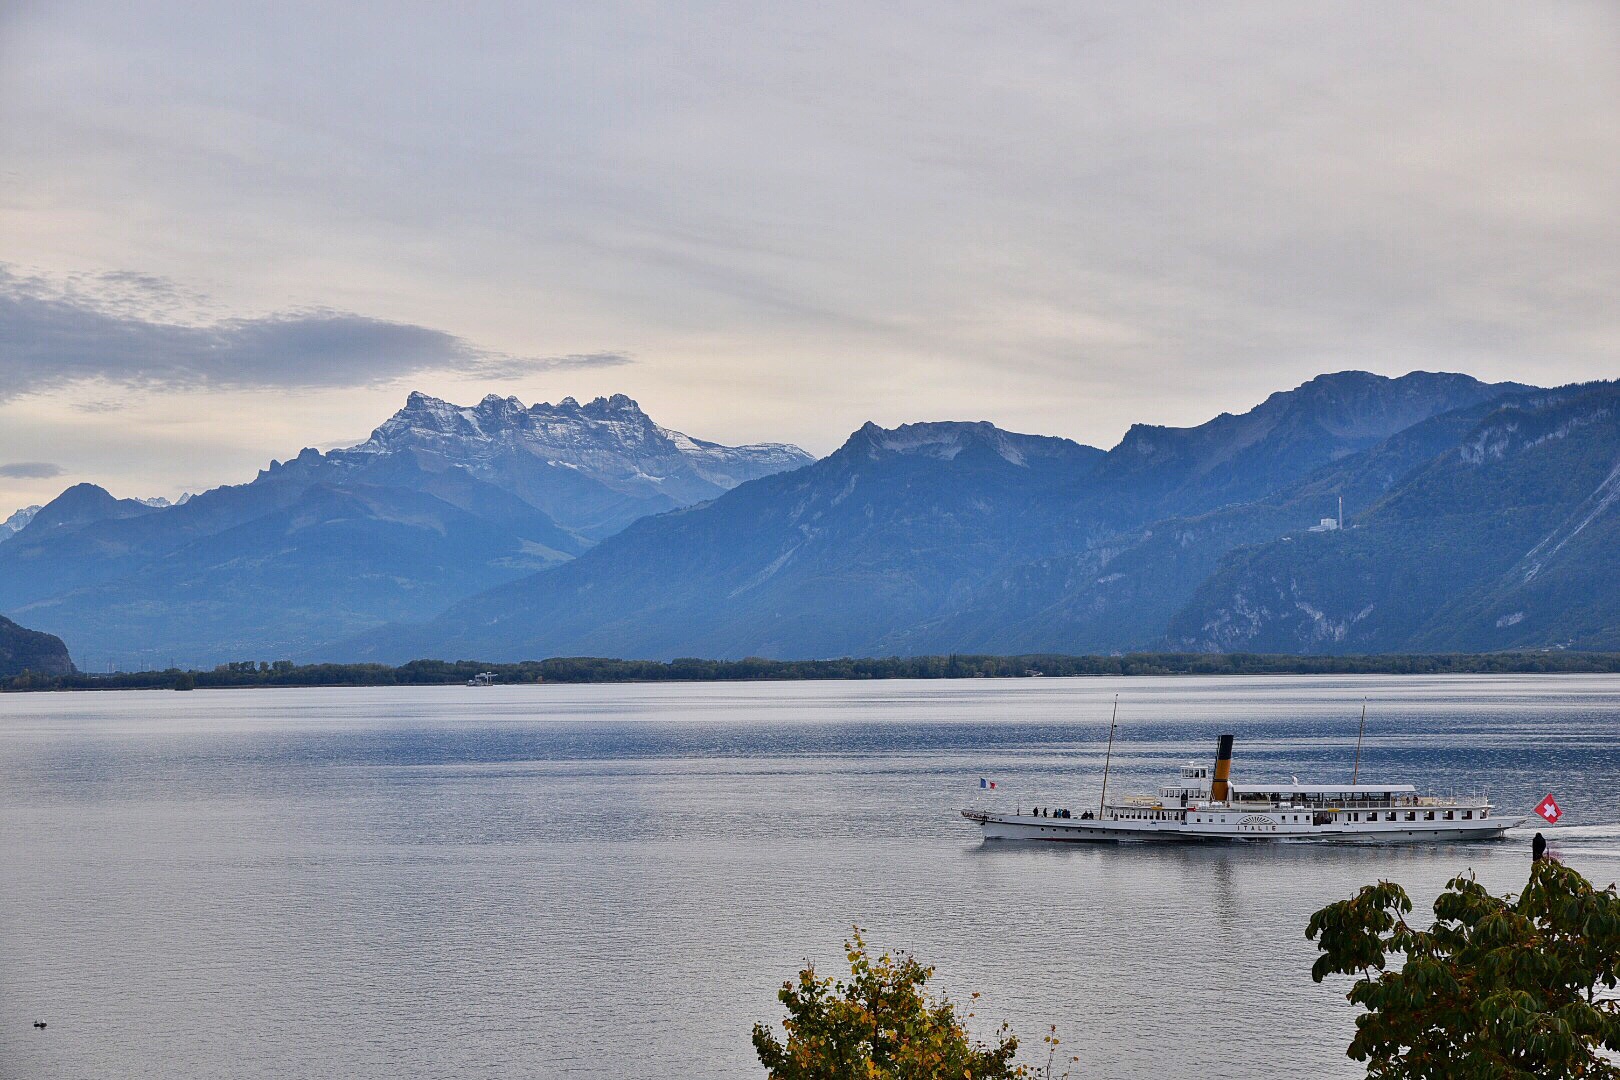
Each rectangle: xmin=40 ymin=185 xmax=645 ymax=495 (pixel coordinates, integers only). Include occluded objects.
xmin=979 ymin=778 xmax=997 ymax=789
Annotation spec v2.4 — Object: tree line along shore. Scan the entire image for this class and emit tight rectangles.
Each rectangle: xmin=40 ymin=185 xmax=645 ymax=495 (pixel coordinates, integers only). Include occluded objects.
xmin=4 ymin=651 xmax=1620 ymax=692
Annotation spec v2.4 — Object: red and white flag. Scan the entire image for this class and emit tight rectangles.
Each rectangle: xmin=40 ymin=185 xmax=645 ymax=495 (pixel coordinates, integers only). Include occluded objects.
xmin=1535 ymin=793 xmax=1563 ymax=824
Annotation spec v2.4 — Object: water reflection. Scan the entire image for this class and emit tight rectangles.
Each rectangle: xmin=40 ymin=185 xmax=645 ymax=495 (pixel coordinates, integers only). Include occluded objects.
xmin=0 ymin=675 xmax=1615 ymax=1079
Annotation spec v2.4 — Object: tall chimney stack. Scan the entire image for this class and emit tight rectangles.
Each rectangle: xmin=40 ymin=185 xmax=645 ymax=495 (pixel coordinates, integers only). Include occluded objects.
xmin=1210 ymin=734 xmax=1235 ymax=803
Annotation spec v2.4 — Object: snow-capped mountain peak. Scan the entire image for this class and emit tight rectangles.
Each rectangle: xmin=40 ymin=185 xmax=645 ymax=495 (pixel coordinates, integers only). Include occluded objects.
xmin=332 ymin=391 xmax=813 ymax=537
xmin=0 ymin=504 xmax=42 ymax=543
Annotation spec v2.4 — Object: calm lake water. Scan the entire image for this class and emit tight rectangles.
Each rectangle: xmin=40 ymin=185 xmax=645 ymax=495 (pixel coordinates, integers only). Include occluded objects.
xmin=3 ymin=675 xmax=1619 ymax=1079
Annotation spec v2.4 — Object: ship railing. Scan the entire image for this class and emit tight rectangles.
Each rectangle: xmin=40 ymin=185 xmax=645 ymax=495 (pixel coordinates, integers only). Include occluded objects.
xmin=1224 ymin=794 xmax=1491 ymax=811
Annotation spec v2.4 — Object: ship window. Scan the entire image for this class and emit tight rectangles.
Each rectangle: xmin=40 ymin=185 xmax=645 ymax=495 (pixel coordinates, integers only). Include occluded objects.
xmin=1444 ymin=811 xmax=1454 ymax=821
xmin=1405 ymin=812 xmax=1416 ymax=821
xmin=1386 ymin=812 xmax=1396 ymax=822
xmin=1463 ymin=810 xmax=1472 ymax=819
xmin=1424 ymin=811 xmax=1434 ymax=821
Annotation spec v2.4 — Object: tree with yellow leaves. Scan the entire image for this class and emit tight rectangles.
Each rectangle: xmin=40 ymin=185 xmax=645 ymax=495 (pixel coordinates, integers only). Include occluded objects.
xmin=753 ymin=928 xmax=1077 ymax=1079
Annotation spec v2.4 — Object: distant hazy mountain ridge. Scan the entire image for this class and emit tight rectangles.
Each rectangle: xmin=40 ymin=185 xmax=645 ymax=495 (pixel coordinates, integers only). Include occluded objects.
xmin=8 ymin=371 xmax=1602 ymax=667
xmin=345 ymin=417 xmax=1105 ymax=661
xmin=347 ymin=370 xmax=1542 ymax=663
xmin=15 ymin=483 xmax=162 ymax=539
xmin=1169 ymin=382 xmax=1620 ymax=653
xmin=0 ymin=392 xmax=811 ymax=667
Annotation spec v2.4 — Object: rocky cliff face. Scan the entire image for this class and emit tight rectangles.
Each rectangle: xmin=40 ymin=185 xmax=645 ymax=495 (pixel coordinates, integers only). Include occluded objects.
xmin=0 ymin=505 xmax=41 ymax=543
xmin=334 ymin=392 xmax=811 ymax=536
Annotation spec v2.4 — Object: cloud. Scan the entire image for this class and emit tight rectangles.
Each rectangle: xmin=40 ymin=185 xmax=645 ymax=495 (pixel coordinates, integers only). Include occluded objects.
xmin=461 ymin=352 xmax=634 ymax=380
xmin=0 ymin=3 xmax=1617 ymax=456
xmin=0 ymin=461 xmax=65 ymax=479
xmin=0 ymin=267 xmax=632 ymax=401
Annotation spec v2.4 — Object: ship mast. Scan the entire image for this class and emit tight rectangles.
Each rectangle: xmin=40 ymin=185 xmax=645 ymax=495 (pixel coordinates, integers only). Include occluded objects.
xmin=1098 ymin=695 xmax=1119 ymax=818
xmin=1351 ymin=698 xmax=1367 ymax=785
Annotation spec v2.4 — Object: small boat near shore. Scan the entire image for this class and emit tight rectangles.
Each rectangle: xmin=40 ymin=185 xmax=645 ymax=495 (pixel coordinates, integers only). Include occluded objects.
xmin=962 ymin=733 xmax=1526 ymax=843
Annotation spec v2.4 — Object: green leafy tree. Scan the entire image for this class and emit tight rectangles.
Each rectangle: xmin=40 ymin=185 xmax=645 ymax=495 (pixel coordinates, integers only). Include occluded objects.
xmin=753 ymin=928 xmax=1047 ymax=1079
xmin=1308 ymin=859 xmax=1620 ymax=1078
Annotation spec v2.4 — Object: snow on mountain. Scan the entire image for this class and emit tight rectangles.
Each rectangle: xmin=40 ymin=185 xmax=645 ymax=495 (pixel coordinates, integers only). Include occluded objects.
xmin=0 ymin=505 xmax=41 ymax=543
xmin=2 ymin=493 xmax=186 ymax=545
xmin=0 ymin=391 xmax=812 ymax=666
xmin=333 ymin=391 xmax=812 ymax=525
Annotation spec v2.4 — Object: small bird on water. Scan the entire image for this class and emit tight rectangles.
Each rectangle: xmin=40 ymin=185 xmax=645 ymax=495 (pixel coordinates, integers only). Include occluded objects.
xmin=32 ymin=1021 xmax=46 ymax=1029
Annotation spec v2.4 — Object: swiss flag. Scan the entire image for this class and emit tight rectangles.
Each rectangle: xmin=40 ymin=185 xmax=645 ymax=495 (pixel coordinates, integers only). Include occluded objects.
xmin=1535 ymin=794 xmax=1563 ymax=824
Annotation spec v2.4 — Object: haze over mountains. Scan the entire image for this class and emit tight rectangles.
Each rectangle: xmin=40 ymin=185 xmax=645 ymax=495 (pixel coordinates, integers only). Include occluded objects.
xmin=0 ymin=393 xmax=810 ymax=667
xmin=1170 ymin=383 xmax=1620 ymax=653
xmin=4 ymin=370 xmax=1617 ymax=668
xmin=352 ymin=369 xmax=1569 ymax=662
xmin=0 ymin=505 xmax=42 ymax=541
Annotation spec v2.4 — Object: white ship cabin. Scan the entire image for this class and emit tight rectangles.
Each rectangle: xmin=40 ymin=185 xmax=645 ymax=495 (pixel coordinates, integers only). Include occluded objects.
xmin=1229 ymin=782 xmax=1420 ymax=809
xmin=1225 ymin=783 xmax=1493 ymax=822
xmin=1150 ymin=770 xmax=1492 ymax=819
xmin=1156 ymin=765 xmax=1212 ymax=806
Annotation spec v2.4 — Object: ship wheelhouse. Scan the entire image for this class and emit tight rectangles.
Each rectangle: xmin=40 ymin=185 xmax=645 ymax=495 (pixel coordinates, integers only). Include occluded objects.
xmin=1156 ymin=764 xmax=1211 ymax=807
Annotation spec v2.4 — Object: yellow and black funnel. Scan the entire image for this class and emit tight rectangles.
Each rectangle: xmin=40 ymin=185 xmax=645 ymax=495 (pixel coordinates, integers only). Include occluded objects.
xmin=1210 ymin=734 xmax=1235 ymax=802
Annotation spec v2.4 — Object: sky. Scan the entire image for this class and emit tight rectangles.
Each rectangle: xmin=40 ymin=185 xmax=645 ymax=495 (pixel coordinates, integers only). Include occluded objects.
xmin=1 ymin=1 xmax=1617 ymax=512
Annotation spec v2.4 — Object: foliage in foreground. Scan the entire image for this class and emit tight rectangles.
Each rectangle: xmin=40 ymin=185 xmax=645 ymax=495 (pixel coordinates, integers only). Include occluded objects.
xmin=1308 ymin=858 xmax=1620 ymax=1078
xmin=753 ymin=929 xmax=1076 ymax=1079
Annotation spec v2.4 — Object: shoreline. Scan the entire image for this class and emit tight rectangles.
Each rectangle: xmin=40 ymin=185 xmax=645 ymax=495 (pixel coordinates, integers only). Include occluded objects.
xmin=6 ymin=650 xmax=1620 ymax=693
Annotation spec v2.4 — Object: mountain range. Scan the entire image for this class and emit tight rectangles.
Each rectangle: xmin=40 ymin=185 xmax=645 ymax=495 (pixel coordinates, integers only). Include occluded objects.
xmin=1169 ymin=383 xmax=1620 ymax=652
xmin=6 ymin=370 xmax=1616 ymax=667
xmin=346 ymin=370 xmax=1594 ymax=662
xmin=0 ymin=505 xmax=42 ymax=541
xmin=0 ymin=393 xmax=810 ymax=667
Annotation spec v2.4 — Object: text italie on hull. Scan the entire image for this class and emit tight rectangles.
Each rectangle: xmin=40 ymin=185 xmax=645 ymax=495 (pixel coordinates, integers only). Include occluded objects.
xmin=963 ymin=734 xmax=1527 ymax=843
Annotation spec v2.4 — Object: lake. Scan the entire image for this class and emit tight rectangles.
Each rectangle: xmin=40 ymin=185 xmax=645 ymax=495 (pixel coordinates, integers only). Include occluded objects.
xmin=3 ymin=675 xmax=1619 ymax=1078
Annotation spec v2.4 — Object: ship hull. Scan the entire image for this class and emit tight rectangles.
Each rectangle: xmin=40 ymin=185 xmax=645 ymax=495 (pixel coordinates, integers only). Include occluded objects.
xmin=963 ymin=809 xmax=1525 ymax=844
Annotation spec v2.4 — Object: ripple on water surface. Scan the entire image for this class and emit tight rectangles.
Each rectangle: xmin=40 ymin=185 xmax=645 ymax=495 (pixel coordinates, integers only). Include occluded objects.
xmin=2 ymin=675 xmax=1618 ymax=1079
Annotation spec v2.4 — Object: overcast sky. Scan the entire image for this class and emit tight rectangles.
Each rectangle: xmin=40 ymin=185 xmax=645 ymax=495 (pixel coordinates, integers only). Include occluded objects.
xmin=1 ymin=1 xmax=1616 ymax=510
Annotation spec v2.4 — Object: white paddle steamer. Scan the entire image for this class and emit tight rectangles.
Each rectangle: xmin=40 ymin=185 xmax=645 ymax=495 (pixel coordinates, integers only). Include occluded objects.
xmin=963 ymin=734 xmax=1525 ymax=843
